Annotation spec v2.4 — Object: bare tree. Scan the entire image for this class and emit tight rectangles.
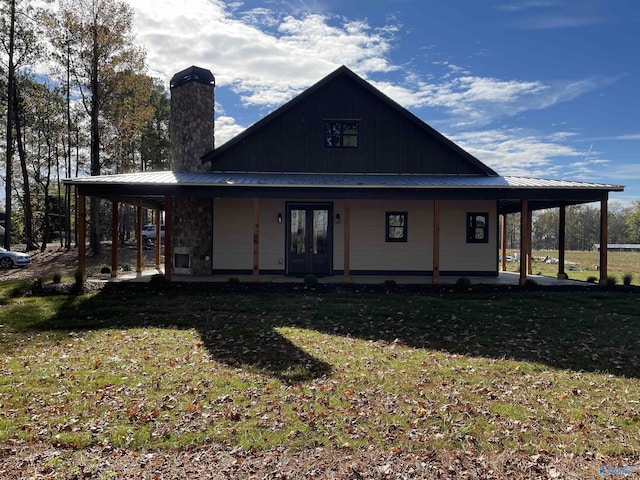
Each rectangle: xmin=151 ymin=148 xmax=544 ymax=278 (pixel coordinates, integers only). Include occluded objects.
xmin=51 ymin=0 xmax=145 ymax=254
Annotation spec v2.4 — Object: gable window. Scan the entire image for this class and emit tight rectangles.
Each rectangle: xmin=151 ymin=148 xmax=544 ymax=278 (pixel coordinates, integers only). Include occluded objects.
xmin=467 ymin=212 xmax=489 ymax=243
xmin=324 ymin=121 xmax=359 ymax=148
xmin=386 ymin=212 xmax=407 ymax=242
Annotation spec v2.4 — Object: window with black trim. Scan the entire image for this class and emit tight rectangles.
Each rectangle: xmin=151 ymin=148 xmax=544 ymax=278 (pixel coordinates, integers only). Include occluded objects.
xmin=324 ymin=120 xmax=359 ymax=148
xmin=467 ymin=212 xmax=489 ymax=243
xmin=386 ymin=212 xmax=407 ymax=242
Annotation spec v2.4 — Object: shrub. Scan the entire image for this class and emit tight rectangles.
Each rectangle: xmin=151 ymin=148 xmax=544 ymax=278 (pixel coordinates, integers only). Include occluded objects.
xmin=304 ymin=273 xmax=318 ymax=285
xmin=623 ymin=273 xmax=633 ymax=286
xmin=586 ymin=276 xmax=598 ymax=283
xmin=52 ymin=272 xmax=62 ymax=284
xmin=32 ymin=277 xmax=44 ymax=290
xmin=456 ymin=277 xmax=471 ymax=287
xmin=74 ymin=268 xmax=84 ymax=287
xmin=523 ymin=278 xmax=538 ymax=289
xmin=149 ymin=273 xmax=168 ymax=288
xmin=383 ymin=279 xmax=398 ymax=290
xmin=100 ymin=265 xmax=111 ymax=274
xmin=605 ymin=275 xmax=617 ymax=287
xmin=120 ymin=263 xmax=132 ymax=272
xmin=228 ymin=277 xmax=240 ymax=284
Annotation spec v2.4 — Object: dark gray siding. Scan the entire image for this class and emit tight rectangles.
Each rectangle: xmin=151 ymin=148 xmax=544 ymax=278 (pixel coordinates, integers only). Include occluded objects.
xmin=209 ymin=73 xmax=487 ymax=175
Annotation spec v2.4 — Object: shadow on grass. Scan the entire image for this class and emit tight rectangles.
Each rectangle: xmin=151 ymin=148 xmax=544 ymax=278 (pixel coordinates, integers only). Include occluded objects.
xmin=16 ymin=282 xmax=332 ymax=383
xmin=13 ymin=281 xmax=640 ymax=379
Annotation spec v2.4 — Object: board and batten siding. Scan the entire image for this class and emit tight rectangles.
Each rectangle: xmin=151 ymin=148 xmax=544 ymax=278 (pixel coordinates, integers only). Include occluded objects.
xmin=212 ymin=198 xmax=285 ymax=271
xmin=439 ymin=200 xmax=497 ymax=272
xmin=346 ymin=199 xmax=433 ymax=272
xmin=212 ymin=198 xmax=497 ymax=275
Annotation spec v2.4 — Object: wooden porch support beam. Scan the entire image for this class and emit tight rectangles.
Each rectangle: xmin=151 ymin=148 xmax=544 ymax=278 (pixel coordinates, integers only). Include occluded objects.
xmin=343 ymin=200 xmax=351 ymax=283
xmin=599 ymin=196 xmax=609 ymax=285
xmin=557 ymin=205 xmax=567 ymax=279
xmin=164 ymin=196 xmax=172 ymax=281
xmin=500 ymin=214 xmax=507 ymax=272
xmin=136 ymin=206 xmax=143 ymax=273
xmin=432 ymin=200 xmax=440 ymax=284
xmin=527 ymin=209 xmax=533 ymax=275
xmin=252 ymin=198 xmax=260 ymax=282
xmin=519 ymin=199 xmax=529 ymax=285
xmin=155 ymin=210 xmax=161 ymax=270
xmin=77 ymin=193 xmax=86 ymax=279
xmin=111 ymin=201 xmax=118 ymax=277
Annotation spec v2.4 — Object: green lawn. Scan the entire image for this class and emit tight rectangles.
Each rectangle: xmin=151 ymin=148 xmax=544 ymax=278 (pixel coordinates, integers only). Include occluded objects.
xmin=1 ymin=281 xmax=639 ymax=462
xmin=503 ymin=249 xmax=640 ymax=285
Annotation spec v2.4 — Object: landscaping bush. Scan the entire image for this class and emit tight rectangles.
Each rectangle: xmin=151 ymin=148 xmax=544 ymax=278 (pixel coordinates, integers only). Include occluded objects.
xmin=456 ymin=277 xmax=471 ymax=287
xmin=623 ymin=272 xmax=633 ymax=286
xmin=52 ymin=272 xmax=62 ymax=284
xmin=100 ymin=265 xmax=111 ymax=274
xmin=74 ymin=268 xmax=84 ymax=287
xmin=304 ymin=273 xmax=318 ymax=285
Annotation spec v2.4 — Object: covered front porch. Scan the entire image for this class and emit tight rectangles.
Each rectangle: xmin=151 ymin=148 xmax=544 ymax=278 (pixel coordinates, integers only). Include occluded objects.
xmin=94 ymin=265 xmax=590 ymax=287
xmin=65 ymin=171 xmax=623 ymax=287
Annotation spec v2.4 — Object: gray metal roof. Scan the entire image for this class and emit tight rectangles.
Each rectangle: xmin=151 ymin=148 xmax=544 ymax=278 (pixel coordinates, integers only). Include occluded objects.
xmin=64 ymin=171 xmax=623 ymax=191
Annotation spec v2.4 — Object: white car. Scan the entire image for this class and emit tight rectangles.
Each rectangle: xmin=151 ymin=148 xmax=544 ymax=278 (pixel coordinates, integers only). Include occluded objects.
xmin=141 ymin=224 xmax=165 ymax=245
xmin=0 ymin=247 xmax=32 ymax=268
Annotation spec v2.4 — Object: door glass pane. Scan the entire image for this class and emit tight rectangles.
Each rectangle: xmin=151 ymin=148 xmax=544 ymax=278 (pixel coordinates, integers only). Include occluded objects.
xmin=313 ymin=210 xmax=328 ymax=254
xmin=290 ymin=209 xmax=306 ymax=253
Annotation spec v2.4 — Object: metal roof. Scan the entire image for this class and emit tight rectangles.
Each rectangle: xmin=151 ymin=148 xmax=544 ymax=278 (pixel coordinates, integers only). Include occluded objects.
xmin=63 ymin=171 xmax=623 ymax=214
xmin=65 ymin=171 xmax=623 ymax=191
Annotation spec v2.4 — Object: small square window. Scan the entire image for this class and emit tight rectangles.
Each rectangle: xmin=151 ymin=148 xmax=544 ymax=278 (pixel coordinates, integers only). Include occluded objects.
xmin=386 ymin=212 xmax=407 ymax=242
xmin=467 ymin=212 xmax=489 ymax=243
xmin=324 ymin=121 xmax=359 ymax=148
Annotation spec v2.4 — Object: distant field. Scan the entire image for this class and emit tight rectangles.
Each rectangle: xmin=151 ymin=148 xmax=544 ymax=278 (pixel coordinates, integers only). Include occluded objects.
xmin=502 ymin=249 xmax=640 ymax=285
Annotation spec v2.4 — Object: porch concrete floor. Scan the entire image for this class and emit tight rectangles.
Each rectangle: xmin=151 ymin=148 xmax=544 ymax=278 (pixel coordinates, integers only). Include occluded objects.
xmin=95 ymin=268 xmax=589 ymax=287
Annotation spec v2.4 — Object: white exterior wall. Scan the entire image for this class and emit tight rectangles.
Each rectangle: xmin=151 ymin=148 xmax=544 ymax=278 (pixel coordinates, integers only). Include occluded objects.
xmin=439 ymin=200 xmax=497 ymax=272
xmin=212 ymin=198 xmax=254 ymax=270
xmin=345 ymin=199 xmax=433 ymax=271
xmin=212 ymin=198 xmax=497 ymax=274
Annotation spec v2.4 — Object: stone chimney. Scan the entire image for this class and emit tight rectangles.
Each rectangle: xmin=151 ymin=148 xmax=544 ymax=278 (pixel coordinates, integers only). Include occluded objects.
xmin=169 ymin=65 xmax=215 ymax=172
xmin=168 ymin=66 xmax=215 ymax=276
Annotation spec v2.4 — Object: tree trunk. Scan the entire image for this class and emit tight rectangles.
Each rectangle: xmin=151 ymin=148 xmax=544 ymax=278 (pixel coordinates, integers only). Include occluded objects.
xmin=13 ymin=85 xmax=37 ymax=251
xmin=89 ymin=28 xmax=101 ymax=255
xmin=4 ymin=0 xmax=16 ymax=249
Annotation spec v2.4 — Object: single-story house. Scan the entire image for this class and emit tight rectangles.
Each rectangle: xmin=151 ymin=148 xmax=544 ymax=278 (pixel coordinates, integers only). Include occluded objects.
xmin=64 ymin=65 xmax=623 ymax=285
xmin=593 ymin=244 xmax=640 ymax=252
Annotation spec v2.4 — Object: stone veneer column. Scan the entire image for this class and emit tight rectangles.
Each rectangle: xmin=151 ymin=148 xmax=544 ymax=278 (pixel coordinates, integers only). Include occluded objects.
xmin=169 ymin=66 xmax=215 ymax=276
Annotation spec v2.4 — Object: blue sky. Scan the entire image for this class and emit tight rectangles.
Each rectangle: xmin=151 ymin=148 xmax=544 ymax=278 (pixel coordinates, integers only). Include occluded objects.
xmin=129 ymin=0 xmax=638 ymax=204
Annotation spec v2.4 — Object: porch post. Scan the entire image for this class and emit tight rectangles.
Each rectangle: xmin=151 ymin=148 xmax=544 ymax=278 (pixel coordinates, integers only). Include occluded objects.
xmin=500 ymin=214 xmax=507 ymax=272
xmin=252 ymin=198 xmax=260 ymax=282
xmin=77 ymin=193 xmax=86 ymax=278
xmin=164 ymin=196 xmax=172 ymax=281
xmin=599 ymin=195 xmax=609 ymax=285
xmin=343 ymin=200 xmax=351 ymax=283
xmin=136 ymin=206 xmax=143 ymax=273
xmin=519 ymin=199 xmax=529 ymax=285
xmin=557 ymin=205 xmax=567 ymax=279
xmin=432 ymin=200 xmax=440 ymax=284
xmin=155 ymin=210 xmax=161 ymax=270
xmin=527 ymin=208 xmax=533 ymax=275
xmin=111 ymin=201 xmax=118 ymax=277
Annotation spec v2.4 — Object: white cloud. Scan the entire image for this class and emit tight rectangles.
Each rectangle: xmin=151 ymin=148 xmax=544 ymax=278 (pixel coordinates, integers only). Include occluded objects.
xmin=124 ymin=0 xmax=621 ymax=182
xmin=215 ymin=115 xmax=246 ymax=146
xmin=451 ymin=129 xmax=584 ymax=178
xmin=129 ymin=0 xmax=397 ymax=110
